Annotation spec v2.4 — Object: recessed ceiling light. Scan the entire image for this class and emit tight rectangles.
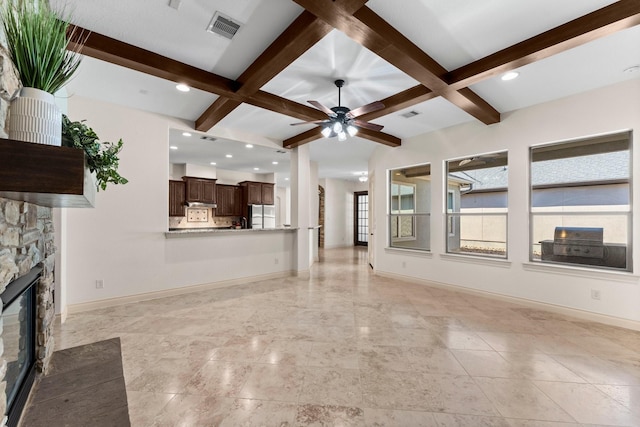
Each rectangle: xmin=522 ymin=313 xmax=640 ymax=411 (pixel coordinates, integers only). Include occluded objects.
xmin=285 ymin=178 xmax=289 ymax=181
xmin=170 ymin=146 xmax=178 ymax=150
xmin=253 ymin=167 xmax=260 ymax=171
xmin=272 ymin=161 xmax=278 ymax=165
xmin=182 ymin=132 xmax=192 ymax=137
xmin=210 ymin=162 xmax=217 ymax=165
xmin=176 ymin=83 xmax=190 ymax=92
xmin=225 ymin=154 xmax=233 ymax=158
xmin=245 ymin=144 xmax=253 ymax=148
xmin=501 ymin=71 xmax=519 ymax=81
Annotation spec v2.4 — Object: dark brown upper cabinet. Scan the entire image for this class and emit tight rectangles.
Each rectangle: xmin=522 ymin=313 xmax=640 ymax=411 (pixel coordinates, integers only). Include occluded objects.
xmin=239 ymin=181 xmax=275 ymax=205
xmin=169 ymin=180 xmax=186 ymax=217
xmin=183 ymin=176 xmax=216 ymax=204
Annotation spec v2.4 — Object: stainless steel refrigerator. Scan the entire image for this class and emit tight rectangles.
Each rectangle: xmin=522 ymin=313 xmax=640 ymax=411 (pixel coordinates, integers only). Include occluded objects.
xmin=248 ymin=204 xmax=276 ymax=229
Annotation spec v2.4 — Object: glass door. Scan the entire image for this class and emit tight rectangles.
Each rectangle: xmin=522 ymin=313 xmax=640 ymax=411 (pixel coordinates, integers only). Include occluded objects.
xmin=354 ymin=191 xmax=369 ymax=246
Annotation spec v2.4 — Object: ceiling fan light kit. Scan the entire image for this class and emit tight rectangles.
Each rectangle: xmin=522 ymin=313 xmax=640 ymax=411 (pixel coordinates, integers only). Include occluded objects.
xmin=292 ymin=79 xmax=385 ymax=141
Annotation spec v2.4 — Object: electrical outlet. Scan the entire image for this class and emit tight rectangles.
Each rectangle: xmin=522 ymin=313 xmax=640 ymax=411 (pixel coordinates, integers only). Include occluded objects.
xmin=591 ymin=289 xmax=601 ymax=300
xmin=96 ymin=279 xmax=104 ymax=289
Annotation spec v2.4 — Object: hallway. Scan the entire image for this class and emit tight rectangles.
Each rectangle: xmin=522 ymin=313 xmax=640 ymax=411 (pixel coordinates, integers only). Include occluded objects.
xmin=52 ymin=247 xmax=640 ymax=426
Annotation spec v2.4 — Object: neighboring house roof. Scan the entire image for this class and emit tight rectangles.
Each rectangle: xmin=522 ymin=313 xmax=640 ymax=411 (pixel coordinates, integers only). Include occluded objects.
xmin=451 ymin=151 xmax=629 ymax=192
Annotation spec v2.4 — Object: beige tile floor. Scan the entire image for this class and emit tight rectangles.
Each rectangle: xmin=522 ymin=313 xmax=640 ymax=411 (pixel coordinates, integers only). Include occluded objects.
xmin=53 ymin=247 xmax=640 ymax=426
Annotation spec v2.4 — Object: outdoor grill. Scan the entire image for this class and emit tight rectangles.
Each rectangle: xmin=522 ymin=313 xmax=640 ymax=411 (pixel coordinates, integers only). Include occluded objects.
xmin=540 ymin=226 xmax=627 ymax=269
xmin=551 ymin=227 xmax=604 ymax=259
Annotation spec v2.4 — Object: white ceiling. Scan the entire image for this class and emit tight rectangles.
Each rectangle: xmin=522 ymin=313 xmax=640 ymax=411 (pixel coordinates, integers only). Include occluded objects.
xmin=57 ymin=0 xmax=640 ymax=181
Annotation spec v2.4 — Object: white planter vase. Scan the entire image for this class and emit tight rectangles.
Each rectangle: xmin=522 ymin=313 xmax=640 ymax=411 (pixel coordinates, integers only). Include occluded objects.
xmin=8 ymin=87 xmax=61 ymax=146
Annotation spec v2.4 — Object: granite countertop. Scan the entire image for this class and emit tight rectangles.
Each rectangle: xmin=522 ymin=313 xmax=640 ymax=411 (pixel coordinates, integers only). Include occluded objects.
xmin=165 ymin=227 xmax=297 ymax=238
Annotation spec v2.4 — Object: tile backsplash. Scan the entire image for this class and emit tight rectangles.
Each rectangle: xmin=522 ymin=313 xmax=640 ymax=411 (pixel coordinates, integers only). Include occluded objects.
xmin=169 ymin=208 xmax=238 ymax=229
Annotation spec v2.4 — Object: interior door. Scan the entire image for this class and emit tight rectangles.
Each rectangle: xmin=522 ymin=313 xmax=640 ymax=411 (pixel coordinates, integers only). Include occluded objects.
xmin=354 ymin=191 xmax=369 ymax=246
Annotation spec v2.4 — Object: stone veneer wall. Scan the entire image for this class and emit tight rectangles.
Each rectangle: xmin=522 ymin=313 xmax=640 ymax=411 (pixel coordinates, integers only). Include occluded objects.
xmin=0 ymin=199 xmax=57 ymax=411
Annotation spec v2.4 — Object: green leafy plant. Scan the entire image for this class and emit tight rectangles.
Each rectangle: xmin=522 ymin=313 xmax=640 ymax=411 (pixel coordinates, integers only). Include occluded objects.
xmin=62 ymin=114 xmax=128 ymax=191
xmin=1 ymin=0 xmax=85 ymax=94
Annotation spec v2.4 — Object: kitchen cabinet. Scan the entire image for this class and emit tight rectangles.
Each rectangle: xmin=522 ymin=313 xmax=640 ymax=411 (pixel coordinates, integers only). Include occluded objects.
xmin=241 ymin=181 xmax=262 ymax=204
xmin=169 ymin=180 xmax=186 ymax=217
xmin=239 ymin=181 xmax=275 ymax=205
xmin=261 ymin=183 xmax=274 ymax=205
xmin=233 ymin=186 xmax=243 ymax=216
xmin=183 ymin=176 xmax=216 ymax=204
xmin=215 ymin=184 xmax=241 ymax=216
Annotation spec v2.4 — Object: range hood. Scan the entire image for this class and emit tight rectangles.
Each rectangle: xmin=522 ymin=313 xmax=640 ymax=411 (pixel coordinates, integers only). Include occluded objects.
xmin=185 ymin=201 xmax=217 ymax=208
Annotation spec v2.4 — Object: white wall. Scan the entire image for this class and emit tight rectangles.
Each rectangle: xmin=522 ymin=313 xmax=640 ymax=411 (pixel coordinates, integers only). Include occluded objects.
xmin=276 ymin=186 xmax=287 ymax=226
xmin=371 ymin=79 xmax=640 ymax=323
xmin=321 ymin=178 xmax=363 ymax=249
xmin=63 ymin=97 xmax=295 ymax=306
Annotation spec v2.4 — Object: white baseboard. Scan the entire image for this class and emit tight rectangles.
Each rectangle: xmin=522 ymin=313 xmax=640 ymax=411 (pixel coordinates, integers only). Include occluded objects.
xmin=67 ymin=270 xmax=295 ymax=314
xmin=375 ymin=270 xmax=640 ymax=332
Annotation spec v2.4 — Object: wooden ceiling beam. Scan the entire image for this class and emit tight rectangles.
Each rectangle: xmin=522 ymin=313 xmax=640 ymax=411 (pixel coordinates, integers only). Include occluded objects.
xmin=235 ymin=11 xmax=334 ymax=96
xmin=69 ymin=26 xmax=239 ymax=98
xmin=283 ymin=127 xmax=323 ymax=149
xmin=195 ymin=11 xmax=335 ymax=131
xmin=246 ymin=91 xmax=327 ymax=122
xmin=195 ymin=98 xmax=242 ymax=132
xmin=358 ymin=85 xmax=435 ymax=122
xmin=70 ymin=26 xmax=327 ymax=126
xmin=293 ymin=0 xmax=500 ymax=125
xmin=447 ymin=0 xmax=640 ymax=90
xmin=357 ymin=128 xmax=401 ymax=147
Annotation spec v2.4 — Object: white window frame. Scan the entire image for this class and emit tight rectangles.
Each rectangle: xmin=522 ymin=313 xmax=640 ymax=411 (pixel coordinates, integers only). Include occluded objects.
xmin=391 ymin=182 xmax=416 ymax=241
xmin=529 ymin=131 xmax=632 ymax=272
xmin=447 ymin=190 xmax=455 ymax=236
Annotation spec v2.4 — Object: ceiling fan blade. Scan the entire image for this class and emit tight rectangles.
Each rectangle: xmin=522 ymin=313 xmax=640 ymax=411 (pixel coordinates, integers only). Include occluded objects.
xmin=353 ymin=119 xmax=384 ymax=132
xmin=308 ymin=100 xmax=336 ymax=117
xmin=290 ymin=120 xmax=328 ymax=126
xmin=346 ymin=101 xmax=385 ymax=119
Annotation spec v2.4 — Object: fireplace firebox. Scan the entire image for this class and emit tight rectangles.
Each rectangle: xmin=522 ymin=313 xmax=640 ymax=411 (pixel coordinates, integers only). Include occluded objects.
xmin=1 ymin=265 xmax=40 ymax=427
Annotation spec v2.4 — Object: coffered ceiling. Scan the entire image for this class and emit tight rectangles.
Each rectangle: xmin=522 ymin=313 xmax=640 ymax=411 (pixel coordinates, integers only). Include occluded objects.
xmin=57 ymin=0 xmax=640 ymax=180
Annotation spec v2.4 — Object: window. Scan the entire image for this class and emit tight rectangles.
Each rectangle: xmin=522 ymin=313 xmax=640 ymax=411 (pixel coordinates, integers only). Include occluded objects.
xmin=391 ymin=183 xmax=416 ymax=239
xmin=389 ymin=164 xmax=430 ymax=251
xmin=447 ymin=191 xmax=455 ymax=236
xmin=446 ymin=151 xmax=508 ymax=258
xmin=530 ymin=132 xmax=631 ymax=271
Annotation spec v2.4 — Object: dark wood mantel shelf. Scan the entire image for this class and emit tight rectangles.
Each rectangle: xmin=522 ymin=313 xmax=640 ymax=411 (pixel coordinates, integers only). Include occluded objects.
xmin=0 ymin=138 xmax=95 ymax=208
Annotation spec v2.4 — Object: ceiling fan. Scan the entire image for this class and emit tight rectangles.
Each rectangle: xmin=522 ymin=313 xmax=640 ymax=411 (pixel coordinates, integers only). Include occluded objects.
xmin=290 ymin=79 xmax=385 ymax=141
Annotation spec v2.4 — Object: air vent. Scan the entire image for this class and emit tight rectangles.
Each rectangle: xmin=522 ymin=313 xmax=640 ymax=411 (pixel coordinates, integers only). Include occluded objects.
xmin=200 ymin=136 xmax=216 ymax=142
xmin=167 ymin=0 xmax=181 ymax=10
xmin=206 ymin=12 xmax=242 ymax=39
xmin=400 ymin=110 xmax=420 ymax=119
xmin=276 ymin=150 xmax=287 ymax=154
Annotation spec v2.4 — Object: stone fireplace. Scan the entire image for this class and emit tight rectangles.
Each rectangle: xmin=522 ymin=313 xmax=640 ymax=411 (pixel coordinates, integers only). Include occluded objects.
xmin=0 ymin=199 xmax=56 ymax=426
xmin=0 ymin=25 xmax=60 ymax=427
